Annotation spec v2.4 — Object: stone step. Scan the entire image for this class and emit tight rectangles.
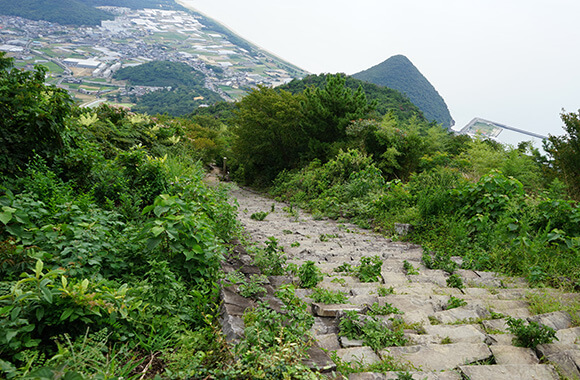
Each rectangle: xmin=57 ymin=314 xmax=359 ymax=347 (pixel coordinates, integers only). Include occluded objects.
xmin=430 ymin=304 xmax=490 ymax=324
xmin=311 ymin=302 xmax=364 ymax=317
xmin=381 ymin=343 xmax=492 ymax=371
xmin=422 ymin=324 xmax=487 ymax=344
xmin=536 ymin=343 xmax=580 ymax=380
xmin=489 ymin=345 xmax=539 ymax=364
xmin=528 ymin=310 xmax=573 ymax=331
xmin=349 ymin=371 xmax=462 ymax=379
xmin=458 ymin=364 xmax=559 ymax=380
xmin=335 ymin=346 xmax=381 ymax=366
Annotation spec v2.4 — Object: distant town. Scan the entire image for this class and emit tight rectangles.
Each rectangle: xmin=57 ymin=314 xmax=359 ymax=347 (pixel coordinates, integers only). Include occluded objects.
xmin=0 ymin=6 xmax=308 ymax=107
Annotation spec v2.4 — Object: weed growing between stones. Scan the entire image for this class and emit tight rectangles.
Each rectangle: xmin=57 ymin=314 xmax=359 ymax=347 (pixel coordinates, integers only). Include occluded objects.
xmin=422 ymin=251 xmax=458 ymax=274
xmin=367 ymin=302 xmax=403 ymax=316
xmin=310 ymin=288 xmax=348 ymax=304
xmin=339 ymin=310 xmax=407 ymax=351
xmin=330 ymin=352 xmax=412 ymax=376
xmin=446 ymin=296 xmax=467 ymax=310
xmin=336 ymin=256 xmax=383 ymax=282
xmin=403 ymin=260 xmax=419 ymax=275
xmin=238 ymin=274 xmax=268 ymax=299
xmin=506 ymin=317 xmax=558 ymax=348
xmin=251 ymin=236 xmax=288 ymax=276
xmin=377 ymin=286 xmax=395 ymax=296
xmin=446 ymin=273 xmax=464 ymax=289
xmin=298 ymin=261 xmax=324 ymax=289
xmin=250 ymin=211 xmax=269 ymax=221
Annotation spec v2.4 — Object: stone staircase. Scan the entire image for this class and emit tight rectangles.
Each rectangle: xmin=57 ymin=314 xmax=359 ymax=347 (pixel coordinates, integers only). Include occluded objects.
xmin=224 ymin=186 xmax=580 ymax=379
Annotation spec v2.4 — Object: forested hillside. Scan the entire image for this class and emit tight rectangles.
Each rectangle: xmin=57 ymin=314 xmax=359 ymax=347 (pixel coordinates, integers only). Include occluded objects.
xmin=353 ymin=55 xmax=454 ymax=129
xmin=0 ymin=0 xmax=182 ymax=26
xmin=0 ymin=0 xmax=114 ymax=26
xmin=114 ymin=61 xmax=223 ymax=115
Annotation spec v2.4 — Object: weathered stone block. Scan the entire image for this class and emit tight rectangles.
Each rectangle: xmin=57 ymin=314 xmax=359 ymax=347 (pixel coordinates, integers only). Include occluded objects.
xmin=490 ymin=345 xmax=539 ymax=364
xmin=458 ymin=364 xmax=559 ymax=380
xmin=382 ymin=343 xmax=492 ymax=371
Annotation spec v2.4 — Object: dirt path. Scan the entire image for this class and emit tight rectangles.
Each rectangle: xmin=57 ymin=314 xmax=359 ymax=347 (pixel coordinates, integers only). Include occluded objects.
xmin=228 ymin=185 xmax=580 ymax=380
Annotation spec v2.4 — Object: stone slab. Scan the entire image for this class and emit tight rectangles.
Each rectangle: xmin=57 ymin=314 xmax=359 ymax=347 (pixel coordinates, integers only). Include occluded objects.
xmin=462 ymin=287 xmax=497 ymax=299
xmin=485 ymin=300 xmax=530 ymax=317
xmin=542 ymin=349 xmax=580 ymax=380
xmin=381 ymin=272 xmax=409 ymax=286
xmin=311 ymin=316 xmax=339 ymax=335
xmin=528 ymin=311 xmax=573 ymax=331
xmin=349 ymin=371 xmax=462 ymax=380
xmin=407 ymin=273 xmax=447 ymax=287
xmin=458 ymin=364 xmax=559 ymax=380
xmin=555 ymin=326 xmax=580 ymax=345
xmin=315 ymin=333 xmax=341 ymax=351
xmin=490 ymin=345 xmax=539 ymax=364
xmin=303 ymin=345 xmax=336 ymax=372
xmin=340 ymin=336 xmax=364 ymax=348
xmin=485 ymin=334 xmax=516 ymax=346
xmin=221 ymin=314 xmax=244 ymax=342
xmin=335 ymin=347 xmax=381 ymax=366
xmin=349 ymin=295 xmax=379 ymax=306
xmin=381 ymin=343 xmax=492 ymax=371
xmin=311 ymin=303 xmax=363 ymax=317
xmin=482 ymin=318 xmax=508 ymax=333
xmin=430 ymin=305 xmax=490 ymax=324
xmin=424 ymin=324 xmax=487 ymax=344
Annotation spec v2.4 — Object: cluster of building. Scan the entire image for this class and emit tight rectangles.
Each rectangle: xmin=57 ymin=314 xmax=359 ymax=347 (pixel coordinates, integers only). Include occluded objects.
xmin=0 ymin=7 xmax=306 ymax=104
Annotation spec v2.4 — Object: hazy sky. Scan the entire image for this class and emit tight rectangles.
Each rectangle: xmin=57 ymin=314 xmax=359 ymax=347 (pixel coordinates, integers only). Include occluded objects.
xmin=180 ymin=0 xmax=580 ymax=137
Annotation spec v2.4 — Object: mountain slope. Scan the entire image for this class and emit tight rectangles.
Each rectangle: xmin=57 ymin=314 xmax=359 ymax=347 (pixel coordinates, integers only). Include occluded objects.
xmin=353 ymin=55 xmax=454 ymax=129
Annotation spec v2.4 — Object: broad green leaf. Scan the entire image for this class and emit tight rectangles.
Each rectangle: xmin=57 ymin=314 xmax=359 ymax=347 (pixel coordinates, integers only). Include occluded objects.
xmin=150 ymin=226 xmax=165 ymax=237
xmin=146 ymin=236 xmax=163 ymax=251
xmin=153 ymin=205 xmax=170 ymax=217
xmin=81 ymin=279 xmax=89 ymax=292
xmin=35 ymin=260 xmax=43 ymax=277
xmin=6 ymin=330 xmax=18 ymax=343
xmin=11 ymin=306 xmax=21 ymax=321
xmin=40 ymin=286 xmax=53 ymax=303
xmin=60 ymin=308 xmax=74 ymax=321
xmin=0 ymin=211 xmax=12 ymax=225
xmin=36 ymin=307 xmax=45 ymax=321
xmin=62 ymin=371 xmax=85 ymax=380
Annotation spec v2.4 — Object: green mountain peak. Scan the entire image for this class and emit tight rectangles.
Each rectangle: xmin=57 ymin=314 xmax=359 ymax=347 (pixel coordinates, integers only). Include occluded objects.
xmin=353 ymin=54 xmax=454 ymax=129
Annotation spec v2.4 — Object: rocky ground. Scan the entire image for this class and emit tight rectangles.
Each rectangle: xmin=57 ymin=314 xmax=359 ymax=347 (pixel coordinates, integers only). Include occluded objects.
xmin=221 ymin=184 xmax=580 ymax=380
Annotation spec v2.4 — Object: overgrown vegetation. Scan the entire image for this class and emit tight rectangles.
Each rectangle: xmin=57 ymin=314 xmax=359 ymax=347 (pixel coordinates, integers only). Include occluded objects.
xmin=3 ymin=47 xmax=580 ymax=377
xmin=0 ymin=53 xmax=290 ymax=379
